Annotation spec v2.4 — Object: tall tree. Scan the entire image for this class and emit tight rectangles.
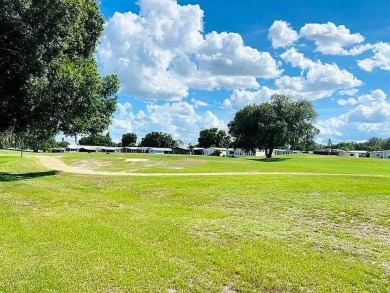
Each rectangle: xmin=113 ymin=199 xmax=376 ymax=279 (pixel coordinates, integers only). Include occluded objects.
xmin=79 ymin=132 xmax=113 ymax=146
xmin=0 ymin=131 xmax=15 ymax=149
xmin=0 ymin=0 xmax=119 ymax=142
xmin=228 ymin=94 xmax=317 ymax=158
xmin=140 ymin=132 xmax=178 ymax=148
xmin=382 ymin=138 xmax=390 ymax=150
xmin=197 ymin=128 xmax=231 ymax=148
xmin=121 ymin=133 xmax=137 ymax=147
xmin=291 ymin=126 xmax=320 ymax=151
xmin=365 ymin=137 xmax=384 ymax=151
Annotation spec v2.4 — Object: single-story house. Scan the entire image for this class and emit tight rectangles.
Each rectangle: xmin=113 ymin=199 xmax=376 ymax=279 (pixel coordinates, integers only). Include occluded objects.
xmin=100 ymin=146 xmax=122 ymax=153
xmin=66 ymin=145 xmax=81 ymax=152
xmin=226 ymin=148 xmax=265 ymax=157
xmin=370 ymin=150 xmax=390 ymax=159
xmin=313 ymin=149 xmax=340 ymax=156
xmin=172 ymin=147 xmax=191 ymax=155
xmin=203 ymin=147 xmax=232 ymax=156
xmin=273 ymin=149 xmax=293 ymax=155
xmin=339 ymin=150 xmax=368 ymax=158
xmin=122 ymin=146 xmax=139 ymax=153
xmin=79 ymin=146 xmax=100 ymax=153
xmin=192 ymin=147 xmax=204 ymax=155
xmin=147 ymin=147 xmax=172 ymax=154
xmin=122 ymin=147 xmax=153 ymax=153
xmin=66 ymin=145 xmax=118 ymax=153
xmin=51 ymin=147 xmax=66 ymax=153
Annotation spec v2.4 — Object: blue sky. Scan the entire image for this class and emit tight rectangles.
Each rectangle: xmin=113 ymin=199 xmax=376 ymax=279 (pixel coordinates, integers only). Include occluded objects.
xmin=96 ymin=0 xmax=390 ymax=144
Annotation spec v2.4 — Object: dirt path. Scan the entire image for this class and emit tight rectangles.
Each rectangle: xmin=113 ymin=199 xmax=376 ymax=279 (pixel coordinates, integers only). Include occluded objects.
xmin=36 ymin=156 xmax=387 ymax=178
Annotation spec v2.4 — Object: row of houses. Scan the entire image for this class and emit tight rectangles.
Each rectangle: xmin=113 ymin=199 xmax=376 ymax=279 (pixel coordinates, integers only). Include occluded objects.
xmin=314 ymin=149 xmax=390 ymax=159
xmin=52 ymin=145 xmax=294 ymax=157
xmin=51 ymin=145 xmax=390 ymax=159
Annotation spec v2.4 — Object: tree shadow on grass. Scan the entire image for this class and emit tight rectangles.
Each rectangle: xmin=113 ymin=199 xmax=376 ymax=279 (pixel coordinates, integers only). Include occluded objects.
xmin=243 ymin=157 xmax=291 ymax=163
xmin=0 ymin=170 xmax=60 ymax=182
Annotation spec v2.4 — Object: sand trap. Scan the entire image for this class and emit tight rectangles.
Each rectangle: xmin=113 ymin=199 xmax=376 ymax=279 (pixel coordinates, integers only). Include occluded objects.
xmin=125 ymin=158 xmax=150 ymax=162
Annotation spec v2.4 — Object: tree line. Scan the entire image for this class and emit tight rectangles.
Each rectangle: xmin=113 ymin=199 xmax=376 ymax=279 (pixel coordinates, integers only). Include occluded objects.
xmin=330 ymin=137 xmax=390 ymax=152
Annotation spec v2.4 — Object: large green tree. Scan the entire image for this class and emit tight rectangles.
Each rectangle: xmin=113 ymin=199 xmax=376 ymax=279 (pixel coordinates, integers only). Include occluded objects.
xmin=79 ymin=132 xmax=114 ymax=146
xmin=140 ymin=132 xmax=178 ymax=148
xmin=382 ymin=138 xmax=390 ymax=150
xmin=228 ymin=94 xmax=317 ymax=158
xmin=365 ymin=137 xmax=384 ymax=151
xmin=197 ymin=128 xmax=231 ymax=148
xmin=121 ymin=132 xmax=137 ymax=147
xmin=0 ymin=0 xmax=119 ymax=141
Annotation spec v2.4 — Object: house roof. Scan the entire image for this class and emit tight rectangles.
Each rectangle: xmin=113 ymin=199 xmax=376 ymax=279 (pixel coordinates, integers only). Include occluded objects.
xmin=148 ymin=147 xmax=172 ymax=151
xmin=370 ymin=150 xmax=390 ymax=152
xmin=100 ymin=147 xmax=121 ymax=150
xmin=203 ymin=147 xmax=232 ymax=151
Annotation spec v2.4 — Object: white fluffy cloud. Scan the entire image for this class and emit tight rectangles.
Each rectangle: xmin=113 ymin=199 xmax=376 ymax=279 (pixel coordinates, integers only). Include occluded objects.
xmin=300 ymin=22 xmax=364 ymax=55
xmin=223 ymin=87 xmax=277 ymax=110
xmin=268 ymin=21 xmax=368 ymax=56
xmin=277 ymin=48 xmax=362 ymax=99
xmin=317 ymin=89 xmax=390 ymax=140
xmin=347 ymin=90 xmax=390 ymax=123
xmin=337 ymin=97 xmax=357 ymax=106
xmin=268 ymin=20 xmax=299 ymax=48
xmin=97 ymin=0 xmax=281 ymax=100
xmin=338 ymin=88 xmax=359 ymax=96
xmin=358 ymin=42 xmax=390 ymax=71
xmin=109 ymin=101 xmax=226 ymax=143
xmin=316 ymin=116 xmax=346 ymax=138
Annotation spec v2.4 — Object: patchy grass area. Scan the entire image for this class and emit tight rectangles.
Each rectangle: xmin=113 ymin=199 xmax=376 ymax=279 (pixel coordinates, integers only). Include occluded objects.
xmin=33 ymin=150 xmax=390 ymax=174
xmin=0 ymin=150 xmax=389 ymax=292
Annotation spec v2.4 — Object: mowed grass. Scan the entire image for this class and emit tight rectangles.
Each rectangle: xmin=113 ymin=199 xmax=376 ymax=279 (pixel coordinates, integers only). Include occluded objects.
xmin=0 ymin=150 xmax=389 ymax=292
xmin=36 ymin=150 xmax=390 ymax=174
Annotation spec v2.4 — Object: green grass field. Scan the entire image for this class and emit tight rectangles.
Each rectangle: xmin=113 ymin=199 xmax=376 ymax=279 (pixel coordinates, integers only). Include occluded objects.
xmin=48 ymin=151 xmax=390 ymax=175
xmin=0 ymin=150 xmax=389 ymax=292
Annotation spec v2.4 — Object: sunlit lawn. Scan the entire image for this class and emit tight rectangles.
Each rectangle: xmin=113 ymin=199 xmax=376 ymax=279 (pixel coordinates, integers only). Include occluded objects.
xmin=0 ymin=150 xmax=389 ymax=292
xmin=33 ymin=150 xmax=390 ymax=175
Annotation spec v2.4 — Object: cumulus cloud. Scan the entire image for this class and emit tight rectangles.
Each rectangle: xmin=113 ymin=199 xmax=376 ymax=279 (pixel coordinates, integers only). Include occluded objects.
xmin=223 ymin=87 xmax=276 ymax=110
xmin=300 ymin=22 xmax=364 ymax=55
xmin=109 ymin=101 xmax=226 ymax=143
xmin=277 ymin=48 xmax=362 ymax=99
xmin=191 ymin=98 xmax=208 ymax=108
xmin=358 ymin=42 xmax=390 ymax=71
xmin=97 ymin=0 xmax=281 ymax=100
xmin=268 ymin=20 xmax=299 ymax=48
xmin=337 ymin=97 xmax=357 ymax=106
xmin=317 ymin=89 xmax=390 ymax=140
xmin=316 ymin=117 xmax=345 ymax=137
xmin=347 ymin=90 xmax=390 ymax=123
xmin=338 ymin=88 xmax=359 ymax=96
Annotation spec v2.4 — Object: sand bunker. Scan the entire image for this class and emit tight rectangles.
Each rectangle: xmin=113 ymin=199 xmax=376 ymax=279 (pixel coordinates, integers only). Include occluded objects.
xmin=125 ymin=158 xmax=150 ymax=162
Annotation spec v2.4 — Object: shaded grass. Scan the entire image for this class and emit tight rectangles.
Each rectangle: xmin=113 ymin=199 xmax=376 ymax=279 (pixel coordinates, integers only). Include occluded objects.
xmin=0 ymin=171 xmax=59 ymax=182
xmin=0 ymin=152 xmax=389 ymax=292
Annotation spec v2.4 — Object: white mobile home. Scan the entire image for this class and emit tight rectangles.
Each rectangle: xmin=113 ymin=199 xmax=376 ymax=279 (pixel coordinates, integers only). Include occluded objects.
xmin=339 ymin=150 xmax=368 ymax=158
xmin=148 ymin=147 xmax=172 ymax=154
xmin=100 ymin=147 xmax=122 ymax=153
xmin=66 ymin=145 xmax=80 ymax=152
xmin=122 ymin=147 xmax=140 ymax=153
xmin=227 ymin=148 xmax=265 ymax=157
xmin=202 ymin=147 xmax=226 ymax=156
xmin=273 ymin=149 xmax=293 ymax=155
xmin=370 ymin=150 xmax=390 ymax=159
